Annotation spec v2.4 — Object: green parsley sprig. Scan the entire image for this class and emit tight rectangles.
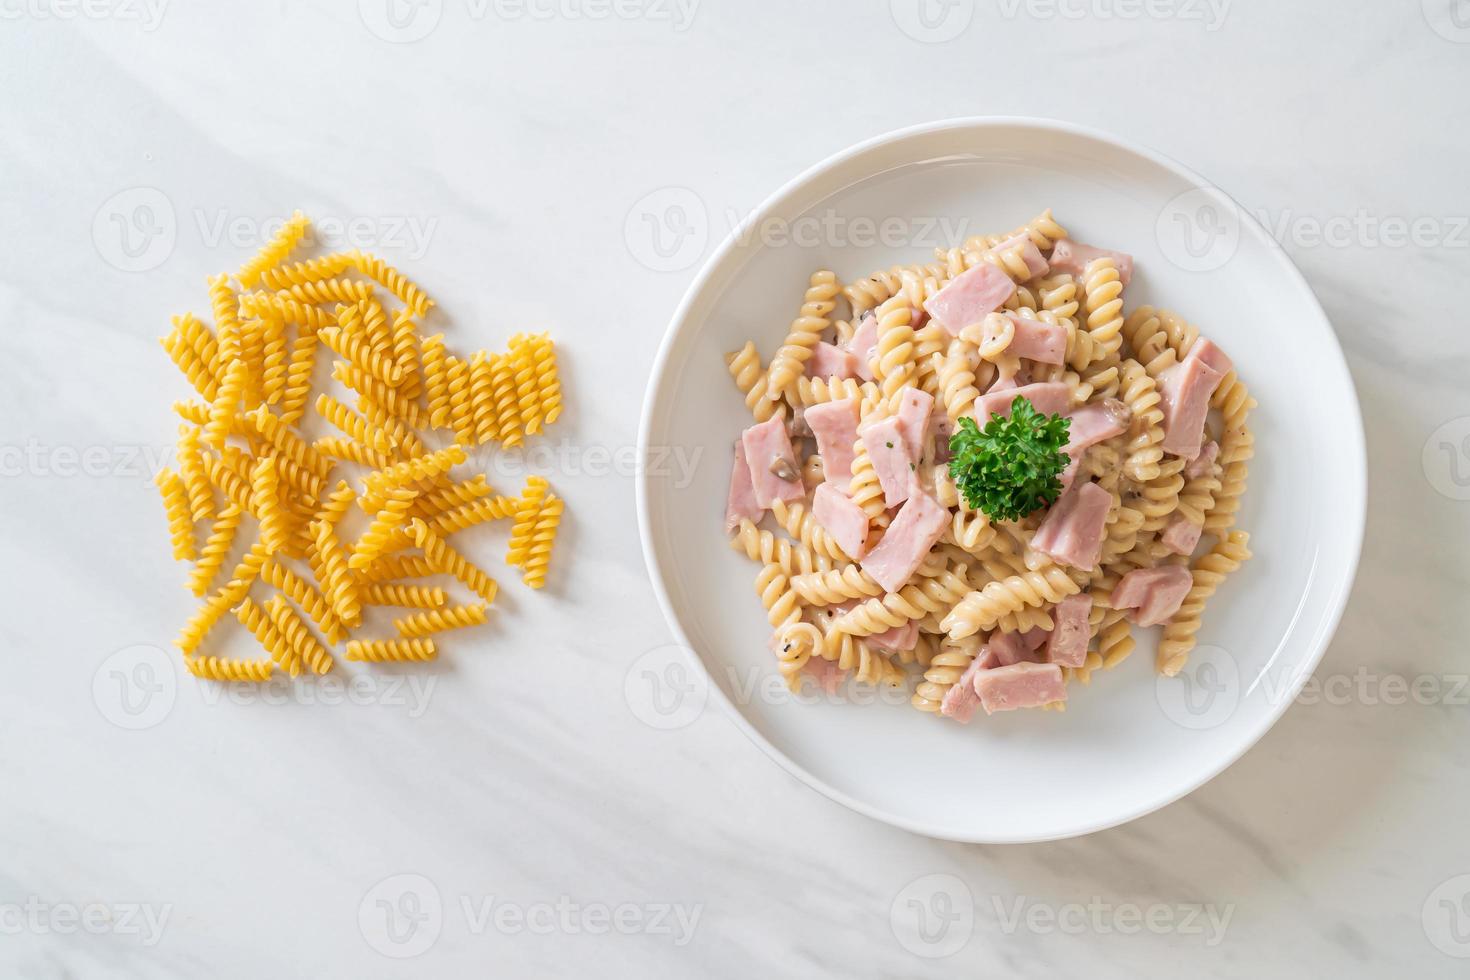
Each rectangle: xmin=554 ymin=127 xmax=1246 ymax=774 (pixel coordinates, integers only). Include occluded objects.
xmin=947 ymin=396 xmax=1072 ymax=522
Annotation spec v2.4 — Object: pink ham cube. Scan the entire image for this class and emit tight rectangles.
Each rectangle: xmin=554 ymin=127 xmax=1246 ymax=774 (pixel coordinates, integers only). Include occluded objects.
xmin=974 ymin=662 xmax=1067 ymax=713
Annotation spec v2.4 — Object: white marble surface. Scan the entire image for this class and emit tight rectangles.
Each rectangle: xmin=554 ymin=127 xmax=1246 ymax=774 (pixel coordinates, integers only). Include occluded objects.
xmin=1 ymin=2 xmax=1467 ymax=976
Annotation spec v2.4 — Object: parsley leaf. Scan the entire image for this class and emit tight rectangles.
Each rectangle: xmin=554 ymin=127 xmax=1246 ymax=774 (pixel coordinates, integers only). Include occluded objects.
xmin=947 ymin=396 xmax=1072 ymax=522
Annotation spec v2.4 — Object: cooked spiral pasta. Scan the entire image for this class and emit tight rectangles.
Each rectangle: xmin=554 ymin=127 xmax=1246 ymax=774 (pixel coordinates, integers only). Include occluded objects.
xmin=752 ymin=562 xmax=801 ymax=631
xmin=1157 ymin=531 xmax=1252 ymax=676
xmin=847 ymin=433 xmax=888 ymax=523
xmin=789 ymin=564 xmax=883 ymax=605
xmin=724 ymin=342 xmax=784 ymax=423
xmin=1081 ymin=257 xmax=1125 ymax=361
xmin=768 ymin=498 xmax=851 ymax=561
xmin=871 ymin=294 xmax=917 ymax=409
xmin=831 ymin=566 xmax=971 ymax=637
xmin=765 ymin=271 xmax=840 ymax=398
xmin=789 ymin=375 xmax=882 ymax=412
xmin=729 ymin=519 xmax=830 ymax=577
xmin=941 ymin=566 xmax=1082 ymax=639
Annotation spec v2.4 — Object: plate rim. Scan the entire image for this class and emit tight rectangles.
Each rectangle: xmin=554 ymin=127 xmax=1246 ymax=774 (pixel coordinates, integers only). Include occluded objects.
xmin=635 ymin=115 xmax=1367 ymax=843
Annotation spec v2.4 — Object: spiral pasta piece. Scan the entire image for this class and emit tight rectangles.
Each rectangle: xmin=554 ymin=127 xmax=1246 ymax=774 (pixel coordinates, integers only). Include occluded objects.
xmin=155 ymin=469 xmax=196 ymax=561
xmin=729 ymin=519 xmax=830 ymax=577
xmin=354 ymin=553 xmax=439 ymax=585
xmin=831 ymin=567 xmax=971 ymax=637
xmin=847 ymin=432 xmax=888 ymax=523
xmin=1081 ymin=257 xmax=1125 ymax=361
xmin=773 ymin=620 xmax=822 ymax=691
xmin=938 ymin=336 xmax=982 ymax=420
xmin=753 ymin=562 xmax=801 ymax=631
xmin=350 ymin=487 xmax=417 ymax=570
xmin=395 ymin=603 xmax=488 ymax=638
xmin=421 ymin=333 xmax=451 ymax=429
xmin=789 ymin=375 xmax=881 ymax=411
xmin=330 ymin=362 xmax=427 ymax=430
xmin=237 ymin=211 xmax=309 ymax=288
xmin=765 ymin=271 xmax=840 ymax=398
xmin=309 ymin=518 xmax=362 ymax=629
xmin=160 ymin=327 xmax=220 ymax=401
xmin=1115 ymin=359 xmax=1165 ymax=482
xmin=204 ymin=360 xmax=246 ymax=450
xmin=258 ymin=316 xmax=288 ymax=405
xmin=231 ymin=596 xmax=297 ymax=673
xmin=469 ymin=351 xmax=498 ymax=445
xmin=346 ymin=638 xmax=437 ymax=663
xmin=818 ymin=619 xmax=904 ymax=686
xmin=251 ymin=456 xmax=290 ymax=555
xmin=277 ymin=328 xmax=320 ymax=426
xmin=413 ymin=475 xmax=493 ymax=519
xmin=531 ymin=333 xmax=561 ymax=427
xmin=313 ymin=436 xmax=393 ymax=470
xmin=789 ymin=564 xmax=883 ymax=605
xmin=319 ymin=323 xmax=402 ymax=387
xmin=349 ymin=250 xmax=433 ymax=316
xmin=724 ymin=342 xmax=784 ymax=423
xmin=361 ymin=445 xmax=465 ymax=511
xmin=941 ymin=566 xmax=1082 ymax=639
xmin=911 ymin=634 xmax=979 ymax=713
xmin=186 ymin=655 xmax=275 ymax=683
xmin=410 ymin=520 xmax=498 ymax=604
xmin=176 ymin=543 xmax=271 ymax=655
xmin=1156 ymin=531 xmax=1252 ymax=676
xmin=362 ymin=584 xmax=447 ymax=609
xmin=519 ymin=495 xmax=564 ymax=590
xmin=871 ymin=294 xmax=916 ymax=409
xmin=261 ymin=557 xmax=345 ymax=645
xmin=843 ymin=267 xmax=903 ymax=314
xmin=187 ymin=502 xmax=241 ymax=597
xmin=768 ymin=498 xmax=851 ymax=561
xmin=506 ymin=476 xmax=551 ymax=568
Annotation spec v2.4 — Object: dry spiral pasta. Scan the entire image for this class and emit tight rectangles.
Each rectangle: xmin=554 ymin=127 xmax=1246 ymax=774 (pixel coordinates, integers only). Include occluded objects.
xmin=395 ymin=603 xmax=488 ymax=638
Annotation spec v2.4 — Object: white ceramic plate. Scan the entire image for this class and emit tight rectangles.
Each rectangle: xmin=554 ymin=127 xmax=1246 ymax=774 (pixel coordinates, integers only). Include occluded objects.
xmin=636 ymin=118 xmax=1365 ymax=843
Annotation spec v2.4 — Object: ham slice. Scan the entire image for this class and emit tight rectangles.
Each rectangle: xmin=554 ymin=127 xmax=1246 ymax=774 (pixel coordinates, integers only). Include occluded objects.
xmin=1111 ymin=565 xmax=1193 ymax=627
xmin=1045 ymin=594 xmax=1092 ymax=668
xmin=741 ymin=416 xmax=804 ymax=508
xmin=1049 ymin=239 xmax=1134 ymax=286
xmin=812 ymin=482 xmax=870 ymax=560
xmin=974 ymin=381 xmax=1071 ymax=424
xmin=1006 ymin=314 xmax=1066 ymax=365
xmin=862 ymin=416 xmax=915 ymax=508
xmin=930 ymin=410 xmax=955 ymax=465
xmin=804 ymin=398 xmax=860 ymax=487
xmin=805 ymin=341 xmax=858 ymax=381
xmin=994 ymin=234 xmax=1050 ymax=279
xmin=860 ymin=488 xmax=949 ymax=593
xmin=1185 ymin=440 xmax=1220 ymax=479
xmin=869 ymin=619 xmax=918 ymax=655
xmin=1159 ymin=515 xmax=1203 ymax=556
xmin=989 ymin=629 xmax=1040 ymax=667
xmin=1020 ymin=627 xmax=1050 ymax=652
xmin=725 ymin=439 xmax=762 ymax=533
xmin=1030 ymin=479 xmax=1111 ymax=570
xmin=975 ymin=662 xmax=1067 ymax=713
xmin=1158 ymin=341 xmax=1231 ymax=459
xmin=802 ymin=654 xmax=846 ymax=695
xmin=1063 ymin=399 xmax=1130 ymax=455
xmin=940 ymin=654 xmax=986 ymax=723
xmin=845 ymin=313 xmax=878 ymax=382
xmin=895 ymin=387 xmax=935 ymax=460
xmin=923 ymin=263 xmax=1015 ymax=335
